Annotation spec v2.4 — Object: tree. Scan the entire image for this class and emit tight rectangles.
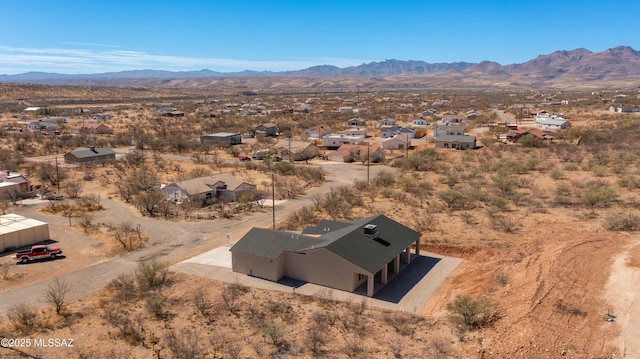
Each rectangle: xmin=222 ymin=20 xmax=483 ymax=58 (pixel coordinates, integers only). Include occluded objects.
xmin=44 ymin=277 xmax=71 ymax=314
xmin=582 ymin=181 xmax=618 ymax=213
xmin=37 ymin=162 xmax=67 ymax=187
xmin=133 ymin=191 xmax=164 ymax=217
xmin=62 ymin=180 xmax=83 ymax=199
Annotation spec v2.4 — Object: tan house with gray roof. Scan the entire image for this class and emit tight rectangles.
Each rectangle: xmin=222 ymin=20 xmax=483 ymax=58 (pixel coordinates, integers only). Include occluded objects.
xmin=161 ymin=173 xmax=256 ymax=205
xmin=230 ymin=215 xmax=421 ymax=297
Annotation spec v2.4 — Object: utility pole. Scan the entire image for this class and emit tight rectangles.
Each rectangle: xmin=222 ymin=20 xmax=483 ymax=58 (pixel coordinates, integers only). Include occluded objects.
xmin=406 ymin=135 xmax=409 ymax=158
xmin=271 ymin=172 xmax=275 ymax=230
xmin=55 ymin=156 xmax=60 ymax=194
xmin=288 ymin=136 xmax=292 ymax=162
xmin=366 ymin=145 xmax=370 ymax=184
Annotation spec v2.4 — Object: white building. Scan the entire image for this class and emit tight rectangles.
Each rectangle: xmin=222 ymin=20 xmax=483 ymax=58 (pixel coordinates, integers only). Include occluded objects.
xmin=535 ymin=115 xmax=571 ymax=130
xmin=0 ymin=214 xmax=50 ymax=252
xmin=322 ymin=134 xmax=365 ymax=149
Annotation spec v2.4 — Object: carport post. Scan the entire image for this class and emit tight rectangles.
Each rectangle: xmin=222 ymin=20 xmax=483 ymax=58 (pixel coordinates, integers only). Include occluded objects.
xmin=367 ymin=273 xmax=374 ymax=297
xmin=381 ymin=263 xmax=388 ymax=284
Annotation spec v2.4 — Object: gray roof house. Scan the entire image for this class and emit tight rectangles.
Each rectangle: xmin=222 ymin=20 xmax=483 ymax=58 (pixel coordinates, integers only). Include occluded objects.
xmin=161 ymin=173 xmax=256 ymax=204
xmin=230 ymin=214 xmax=422 ymax=297
xmin=64 ymin=147 xmax=116 ymax=165
xmin=434 ymin=125 xmax=465 ymax=137
xmin=435 ymin=135 xmax=477 ymax=150
xmin=200 ymin=132 xmax=242 ymax=147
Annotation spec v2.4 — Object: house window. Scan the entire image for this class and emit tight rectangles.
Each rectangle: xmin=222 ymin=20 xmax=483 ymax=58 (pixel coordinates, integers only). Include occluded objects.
xmin=358 ymin=273 xmax=366 ymax=282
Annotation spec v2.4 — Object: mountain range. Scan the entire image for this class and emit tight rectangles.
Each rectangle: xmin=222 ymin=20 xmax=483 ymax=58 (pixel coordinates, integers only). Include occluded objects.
xmin=1 ymin=46 xmax=639 ymax=89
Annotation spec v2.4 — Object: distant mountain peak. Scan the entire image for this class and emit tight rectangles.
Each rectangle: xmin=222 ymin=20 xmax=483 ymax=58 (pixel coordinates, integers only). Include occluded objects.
xmin=1 ymin=46 xmax=639 ymax=89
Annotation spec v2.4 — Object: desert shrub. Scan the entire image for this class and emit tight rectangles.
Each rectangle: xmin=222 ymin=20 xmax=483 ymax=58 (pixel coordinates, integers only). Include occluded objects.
xmin=373 ymin=171 xmax=395 ymax=186
xmin=590 ymin=165 xmax=607 ymax=177
xmin=44 ymin=277 xmax=71 ymax=314
xmin=550 ymin=169 xmax=565 ymax=181
xmin=563 ymin=162 xmax=579 ymax=171
xmin=136 ymin=260 xmax=169 ymax=291
xmin=145 ymin=293 xmax=166 ymax=319
xmin=165 ymin=328 xmax=205 ymax=359
xmin=7 ymin=303 xmax=39 ymax=334
xmin=107 ymin=272 xmax=139 ymax=302
xmin=582 ymin=181 xmax=618 ymax=213
xmin=604 ymin=213 xmax=640 ymax=231
xmin=447 ymin=294 xmax=499 ymax=331
xmin=617 ymin=176 xmax=640 ymax=190
xmin=384 ymin=312 xmax=417 ymax=337
xmin=518 ymin=134 xmax=544 ymax=148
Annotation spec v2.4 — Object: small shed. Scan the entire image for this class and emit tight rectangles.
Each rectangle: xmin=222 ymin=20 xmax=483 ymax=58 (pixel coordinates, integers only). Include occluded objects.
xmin=0 ymin=214 xmax=50 ymax=252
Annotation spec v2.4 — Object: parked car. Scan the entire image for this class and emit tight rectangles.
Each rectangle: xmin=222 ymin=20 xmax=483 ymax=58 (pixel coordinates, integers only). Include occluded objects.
xmin=239 ymin=156 xmax=251 ymax=161
xmin=11 ymin=245 xmax=62 ymax=264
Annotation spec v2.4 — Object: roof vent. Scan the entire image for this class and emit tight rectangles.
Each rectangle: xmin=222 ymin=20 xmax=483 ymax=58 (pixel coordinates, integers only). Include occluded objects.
xmin=364 ymin=224 xmax=378 ymax=240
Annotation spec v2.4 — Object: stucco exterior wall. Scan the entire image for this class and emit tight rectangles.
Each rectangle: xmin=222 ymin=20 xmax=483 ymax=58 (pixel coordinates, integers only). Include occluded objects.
xmin=284 ymin=248 xmax=369 ymax=293
xmin=231 ymin=252 xmax=284 ymax=282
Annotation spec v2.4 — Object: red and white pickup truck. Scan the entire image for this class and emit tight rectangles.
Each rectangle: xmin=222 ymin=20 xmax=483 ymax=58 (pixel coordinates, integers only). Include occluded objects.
xmin=11 ymin=245 xmax=62 ymax=264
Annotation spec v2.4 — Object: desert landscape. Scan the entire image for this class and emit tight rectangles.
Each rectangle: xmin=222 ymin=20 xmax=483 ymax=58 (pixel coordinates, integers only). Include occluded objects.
xmin=0 ymin=78 xmax=639 ymax=359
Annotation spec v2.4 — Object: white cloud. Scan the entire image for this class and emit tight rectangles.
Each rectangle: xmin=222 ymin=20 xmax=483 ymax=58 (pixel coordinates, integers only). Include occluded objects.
xmin=0 ymin=45 xmax=369 ymax=74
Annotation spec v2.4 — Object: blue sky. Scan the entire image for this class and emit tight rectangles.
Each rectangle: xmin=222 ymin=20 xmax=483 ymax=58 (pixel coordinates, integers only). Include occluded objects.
xmin=1 ymin=0 xmax=638 ymax=74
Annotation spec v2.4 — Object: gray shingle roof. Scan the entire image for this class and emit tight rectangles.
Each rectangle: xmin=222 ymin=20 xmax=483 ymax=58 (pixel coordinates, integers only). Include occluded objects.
xmin=69 ymin=147 xmax=115 ymax=159
xmin=231 ymin=215 xmax=421 ymax=274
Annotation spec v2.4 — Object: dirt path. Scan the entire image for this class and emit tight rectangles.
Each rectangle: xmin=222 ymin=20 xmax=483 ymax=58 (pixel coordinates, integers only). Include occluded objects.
xmin=605 ymin=239 xmax=640 ymax=357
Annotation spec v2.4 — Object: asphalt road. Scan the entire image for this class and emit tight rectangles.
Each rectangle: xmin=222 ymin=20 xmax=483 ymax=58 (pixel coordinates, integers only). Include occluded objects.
xmin=0 ymin=161 xmax=396 ymax=315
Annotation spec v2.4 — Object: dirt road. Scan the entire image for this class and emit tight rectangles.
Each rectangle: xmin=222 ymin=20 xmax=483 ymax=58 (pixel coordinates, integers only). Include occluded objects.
xmin=0 ymin=162 xmax=395 ymax=315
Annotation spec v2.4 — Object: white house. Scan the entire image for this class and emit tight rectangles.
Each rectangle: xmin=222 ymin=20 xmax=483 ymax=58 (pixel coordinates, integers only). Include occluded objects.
xmin=535 ymin=116 xmax=571 ymax=130
xmin=411 ymin=118 xmax=429 ymax=127
xmin=380 ymin=127 xmax=416 ymax=139
xmin=322 ymin=134 xmax=365 ymax=149
xmin=382 ymin=135 xmax=411 ymax=150
xmin=378 ymin=118 xmax=396 ymax=127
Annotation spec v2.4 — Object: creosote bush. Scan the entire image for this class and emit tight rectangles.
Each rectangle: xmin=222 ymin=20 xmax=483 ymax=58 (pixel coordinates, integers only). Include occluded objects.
xmin=447 ymin=294 xmax=499 ymax=331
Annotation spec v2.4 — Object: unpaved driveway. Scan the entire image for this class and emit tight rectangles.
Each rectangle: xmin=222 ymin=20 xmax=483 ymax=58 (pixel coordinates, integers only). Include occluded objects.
xmin=605 ymin=240 xmax=640 ymax=358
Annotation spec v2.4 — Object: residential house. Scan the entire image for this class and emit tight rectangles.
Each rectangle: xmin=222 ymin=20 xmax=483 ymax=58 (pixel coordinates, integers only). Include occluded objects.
xmin=275 ymin=140 xmax=320 ymax=162
xmin=327 ymin=144 xmax=385 ymax=163
xmin=161 ymin=173 xmax=257 ymax=205
xmin=200 ymin=133 xmax=242 ymax=147
xmin=0 ymin=171 xmax=35 ymax=200
xmin=435 ymin=135 xmax=477 ymax=150
xmin=28 ymin=121 xmax=58 ymax=131
xmin=64 ymin=147 xmax=116 ymax=165
xmin=535 ymin=116 xmax=570 ymax=130
xmin=345 ymin=127 xmax=367 ymax=137
xmin=338 ymin=107 xmax=354 ymax=114
xmin=378 ymin=118 xmax=396 ymax=127
xmin=506 ymin=129 xmax=553 ymax=143
xmin=443 ymin=116 xmax=467 ymax=125
xmin=162 ymin=111 xmax=185 ymax=118
xmin=382 ymin=135 xmax=411 ymax=151
xmin=380 ymin=127 xmax=415 ymax=139
xmin=230 ymin=214 xmax=422 ymax=297
xmin=71 ymin=123 xmax=112 ymax=134
xmin=411 ymin=117 xmax=429 ymax=127
xmin=302 ymin=126 xmax=331 ymax=140
xmin=321 ymin=134 xmax=365 ymax=149
xmin=256 ymin=123 xmax=278 ymax=137
xmin=91 ymin=113 xmax=112 ymax=120
xmin=347 ymin=117 xmax=366 ymax=127
xmin=610 ymin=104 xmax=640 ymax=113
xmin=434 ymin=125 xmax=465 ymax=137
